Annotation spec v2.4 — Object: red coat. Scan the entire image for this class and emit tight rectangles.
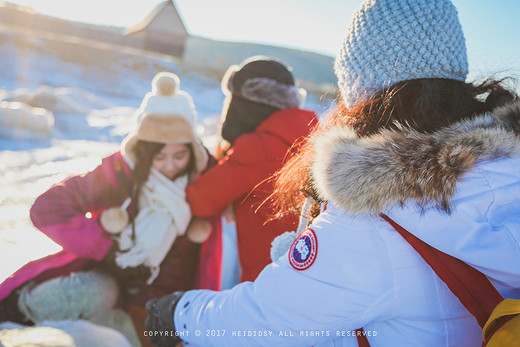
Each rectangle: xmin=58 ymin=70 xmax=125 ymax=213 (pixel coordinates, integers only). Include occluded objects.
xmin=186 ymin=108 xmax=318 ymax=282
xmin=0 ymin=152 xmax=222 ymax=306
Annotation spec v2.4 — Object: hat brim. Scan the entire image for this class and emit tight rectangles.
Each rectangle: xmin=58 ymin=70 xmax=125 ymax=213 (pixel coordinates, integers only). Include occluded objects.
xmin=121 ymin=114 xmax=207 ymax=173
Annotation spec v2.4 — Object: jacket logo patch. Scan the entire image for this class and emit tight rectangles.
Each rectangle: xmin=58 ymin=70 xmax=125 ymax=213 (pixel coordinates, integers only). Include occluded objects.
xmin=289 ymin=228 xmax=317 ymax=271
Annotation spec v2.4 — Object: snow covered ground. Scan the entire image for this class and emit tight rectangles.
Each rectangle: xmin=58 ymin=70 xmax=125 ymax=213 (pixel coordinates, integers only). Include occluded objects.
xmin=0 ymin=27 xmax=329 ymax=285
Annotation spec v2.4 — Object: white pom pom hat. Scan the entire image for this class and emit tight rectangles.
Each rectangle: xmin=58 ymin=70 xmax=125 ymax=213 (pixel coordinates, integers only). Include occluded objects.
xmin=122 ymin=72 xmax=207 ymax=173
xmin=135 ymin=72 xmax=198 ymax=127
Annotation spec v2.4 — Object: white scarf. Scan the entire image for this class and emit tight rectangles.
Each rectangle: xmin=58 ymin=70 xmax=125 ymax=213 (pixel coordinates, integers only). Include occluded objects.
xmin=115 ymin=166 xmax=191 ymax=284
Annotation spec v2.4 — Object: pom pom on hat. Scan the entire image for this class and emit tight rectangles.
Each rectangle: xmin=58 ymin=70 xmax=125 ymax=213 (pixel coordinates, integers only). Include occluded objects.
xmin=186 ymin=217 xmax=212 ymax=243
xmin=152 ymin=72 xmax=180 ymax=96
xmin=100 ymin=198 xmax=131 ymax=234
xmin=334 ymin=0 xmax=468 ymax=108
xmin=100 ymin=207 xmax=129 ymax=235
xmin=135 ymin=72 xmax=197 ymax=127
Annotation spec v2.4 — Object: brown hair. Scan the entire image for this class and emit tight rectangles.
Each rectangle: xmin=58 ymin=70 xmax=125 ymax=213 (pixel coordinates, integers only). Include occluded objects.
xmin=271 ymin=78 xmax=517 ymax=220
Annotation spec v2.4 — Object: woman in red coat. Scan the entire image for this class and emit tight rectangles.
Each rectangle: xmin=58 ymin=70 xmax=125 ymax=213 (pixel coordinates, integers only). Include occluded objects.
xmin=186 ymin=57 xmax=318 ymax=282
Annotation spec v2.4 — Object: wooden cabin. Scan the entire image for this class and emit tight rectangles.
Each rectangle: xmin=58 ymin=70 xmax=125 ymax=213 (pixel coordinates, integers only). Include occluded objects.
xmin=124 ymin=0 xmax=189 ymax=58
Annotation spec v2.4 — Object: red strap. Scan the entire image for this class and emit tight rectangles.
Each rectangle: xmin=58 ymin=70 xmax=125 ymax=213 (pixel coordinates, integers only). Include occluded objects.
xmin=356 ymin=329 xmax=371 ymax=347
xmin=380 ymin=214 xmax=503 ymax=328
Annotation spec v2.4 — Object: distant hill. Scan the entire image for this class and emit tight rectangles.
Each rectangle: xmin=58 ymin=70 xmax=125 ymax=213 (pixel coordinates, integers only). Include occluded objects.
xmin=0 ymin=2 xmax=338 ymax=97
xmin=184 ymin=36 xmax=337 ymax=95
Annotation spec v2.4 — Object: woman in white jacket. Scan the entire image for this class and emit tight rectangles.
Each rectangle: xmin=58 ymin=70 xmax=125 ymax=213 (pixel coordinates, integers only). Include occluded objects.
xmin=144 ymin=0 xmax=520 ymax=346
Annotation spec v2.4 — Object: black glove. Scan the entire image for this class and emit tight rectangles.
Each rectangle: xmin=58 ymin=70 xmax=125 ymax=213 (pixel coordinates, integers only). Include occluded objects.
xmin=101 ymin=245 xmax=151 ymax=292
xmin=145 ymin=291 xmax=184 ymax=347
xmin=116 ymin=264 xmax=151 ymax=293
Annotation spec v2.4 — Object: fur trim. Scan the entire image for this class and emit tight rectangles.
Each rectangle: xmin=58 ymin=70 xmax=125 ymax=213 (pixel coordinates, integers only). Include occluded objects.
xmin=220 ymin=64 xmax=306 ymax=109
xmin=311 ymin=101 xmax=520 ymax=214
xmin=121 ymin=114 xmax=208 ymax=173
xmin=241 ymin=78 xmax=306 ymax=110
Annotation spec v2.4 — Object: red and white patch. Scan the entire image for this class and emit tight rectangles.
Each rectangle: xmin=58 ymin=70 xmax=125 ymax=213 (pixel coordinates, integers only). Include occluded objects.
xmin=288 ymin=228 xmax=318 ymax=271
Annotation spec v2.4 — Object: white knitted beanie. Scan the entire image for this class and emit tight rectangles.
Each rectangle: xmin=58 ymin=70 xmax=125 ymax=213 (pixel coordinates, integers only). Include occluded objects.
xmin=136 ymin=72 xmax=197 ymax=128
xmin=335 ymin=0 xmax=468 ymax=108
xmin=121 ymin=72 xmax=207 ymax=174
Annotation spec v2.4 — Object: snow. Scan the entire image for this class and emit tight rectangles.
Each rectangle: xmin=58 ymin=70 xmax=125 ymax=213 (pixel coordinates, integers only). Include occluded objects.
xmin=0 ymin=28 xmax=330 ymax=285
xmin=0 ymin=320 xmax=132 ymax=347
xmin=0 ymin=101 xmax=54 ymax=140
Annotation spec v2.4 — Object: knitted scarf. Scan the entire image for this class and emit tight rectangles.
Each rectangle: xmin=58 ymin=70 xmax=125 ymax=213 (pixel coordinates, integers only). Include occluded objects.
xmin=115 ymin=167 xmax=191 ymax=284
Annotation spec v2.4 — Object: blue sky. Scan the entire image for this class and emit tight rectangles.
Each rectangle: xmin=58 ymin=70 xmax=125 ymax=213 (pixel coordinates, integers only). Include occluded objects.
xmin=11 ymin=0 xmax=520 ymax=82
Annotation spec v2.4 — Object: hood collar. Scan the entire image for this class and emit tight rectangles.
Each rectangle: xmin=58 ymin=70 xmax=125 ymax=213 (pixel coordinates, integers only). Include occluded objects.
xmin=311 ymin=101 xmax=520 ymax=214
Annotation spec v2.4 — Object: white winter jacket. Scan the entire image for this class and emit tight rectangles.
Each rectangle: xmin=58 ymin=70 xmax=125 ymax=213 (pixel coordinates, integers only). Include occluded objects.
xmin=174 ymin=102 xmax=520 ymax=347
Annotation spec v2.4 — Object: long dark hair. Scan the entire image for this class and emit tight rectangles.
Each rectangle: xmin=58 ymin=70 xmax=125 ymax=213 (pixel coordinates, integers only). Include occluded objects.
xmin=271 ymin=78 xmax=518 ymax=220
xmin=127 ymin=141 xmax=164 ymax=224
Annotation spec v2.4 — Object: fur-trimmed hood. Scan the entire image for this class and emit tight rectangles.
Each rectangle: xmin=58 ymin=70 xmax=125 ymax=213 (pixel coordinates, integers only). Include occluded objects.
xmin=221 ymin=64 xmax=306 ymax=110
xmin=311 ymin=101 xmax=520 ymax=214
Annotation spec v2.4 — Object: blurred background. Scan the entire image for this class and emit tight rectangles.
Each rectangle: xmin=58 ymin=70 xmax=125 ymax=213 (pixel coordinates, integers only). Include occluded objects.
xmin=0 ymin=0 xmax=518 ymax=288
